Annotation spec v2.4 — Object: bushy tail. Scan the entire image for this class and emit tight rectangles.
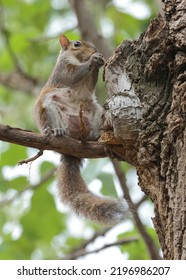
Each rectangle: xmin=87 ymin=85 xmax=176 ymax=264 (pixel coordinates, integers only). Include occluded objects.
xmin=57 ymin=155 xmax=129 ymax=225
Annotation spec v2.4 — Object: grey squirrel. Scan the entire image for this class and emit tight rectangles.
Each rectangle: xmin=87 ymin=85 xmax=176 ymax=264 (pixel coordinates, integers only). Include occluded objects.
xmin=34 ymin=34 xmax=128 ymax=225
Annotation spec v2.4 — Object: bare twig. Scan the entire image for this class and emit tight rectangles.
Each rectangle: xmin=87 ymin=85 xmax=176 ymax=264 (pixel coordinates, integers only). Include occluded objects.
xmin=60 ymin=228 xmax=111 ymax=260
xmin=136 ymin=195 xmax=148 ymax=208
xmin=111 ymin=159 xmax=161 ymax=260
xmin=77 ymin=228 xmax=111 ymax=250
xmin=19 ymin=150 xmax=43 ymax=165
xmin=62 ymin=236 xmax=138 ymax=260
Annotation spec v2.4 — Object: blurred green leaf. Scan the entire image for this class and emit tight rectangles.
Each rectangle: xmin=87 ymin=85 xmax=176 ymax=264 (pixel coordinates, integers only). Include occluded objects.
xmin=98 ymin=172 xmax=117 ymax=197
xmin=39 ymin=161 xmax=56 ymax=176
xmin=10 ymin=33 xmax=29 ymax=53
xmin=7 ymin=176 xmax=28 ymax=191
xmin=63 ymin=236 xmax=84 ymax=254
xmin=118 ymin=226 xmax=159 ymax=260
xmin=118 ymin=228 xmax=148 ymax=260
xmin=0 ymin=172 xmax=10 ymax=193
xmin=21 ymin=182 xmax=65 ymax=243
xmin=82 ymin=158 xmax=109 ymax=184
xmin=0 ymin=144 xmax=27 ymax=167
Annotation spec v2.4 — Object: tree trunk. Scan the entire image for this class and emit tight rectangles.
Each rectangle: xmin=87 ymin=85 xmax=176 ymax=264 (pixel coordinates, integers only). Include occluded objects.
xmin=102 ymin=1 xmax=186 ymax=259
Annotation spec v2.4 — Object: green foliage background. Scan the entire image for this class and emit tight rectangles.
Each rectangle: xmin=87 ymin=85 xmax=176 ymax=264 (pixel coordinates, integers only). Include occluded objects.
xmin=0 ymin=0 xmax=159 ymax=260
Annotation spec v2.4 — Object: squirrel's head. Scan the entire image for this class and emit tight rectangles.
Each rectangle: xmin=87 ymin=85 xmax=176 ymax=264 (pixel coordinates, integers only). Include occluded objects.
xmin=60 ymin=34 xmax=97 ymax=62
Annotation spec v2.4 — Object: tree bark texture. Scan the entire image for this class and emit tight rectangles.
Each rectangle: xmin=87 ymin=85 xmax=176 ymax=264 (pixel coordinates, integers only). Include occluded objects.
xmin=102 ymin=1 xmax=186 ymax=259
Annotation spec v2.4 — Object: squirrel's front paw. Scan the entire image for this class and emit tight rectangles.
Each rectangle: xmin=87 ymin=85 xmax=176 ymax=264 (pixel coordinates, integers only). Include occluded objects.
xmin=44 ymin=127 xmax=65 ymax=137
xmin=44 ymin=127 xmax=53 ymax=135
xmin=91 ymin=53 xmax=105 ymax=68
xmin=52 ymin=128 xmax=66 ymax=136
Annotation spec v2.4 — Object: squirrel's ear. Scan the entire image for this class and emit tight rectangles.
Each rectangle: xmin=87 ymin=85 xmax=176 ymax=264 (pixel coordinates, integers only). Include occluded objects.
xmin=60 ymin=35 xmax=70 ymax=50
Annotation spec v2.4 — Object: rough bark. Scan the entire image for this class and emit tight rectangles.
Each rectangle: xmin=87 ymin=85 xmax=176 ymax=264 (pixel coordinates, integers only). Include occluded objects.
xmin=102 ymin=1 xmax=186 ymax=259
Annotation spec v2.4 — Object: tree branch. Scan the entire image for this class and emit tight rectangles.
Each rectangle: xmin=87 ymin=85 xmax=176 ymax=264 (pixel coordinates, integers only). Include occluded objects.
xmin=111 ymin=159 xmax=161 ymax=260
xmin=69 ymin=0 xmax=112 ymax=59
xmin=62 ymin=228 xmax=110 ymax=260
xmin=0 ymin=4 xmax=38 ymax=85
xmin=29 ymin=25 xmax=78 ymax=43
xmin=0 ymin=124 xmax=129 ymax=161
xmin=136 ymin=195 xmax=148 ymax=209
xmin=0 ymin=72 xmax=40 ymax=96
xmin=62 ymin=236 xmax=138 ymax=260
xmin=75 ymin=228 xmax=111 ymax=251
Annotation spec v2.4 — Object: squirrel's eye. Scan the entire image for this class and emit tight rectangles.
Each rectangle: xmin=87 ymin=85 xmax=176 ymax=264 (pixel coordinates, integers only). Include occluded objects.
xmin=73 ymin=41 xmax=81 ymax=48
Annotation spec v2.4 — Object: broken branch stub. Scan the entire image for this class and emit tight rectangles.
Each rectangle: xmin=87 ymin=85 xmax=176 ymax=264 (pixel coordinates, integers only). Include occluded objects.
xmin=102 ymin=43 xmax=142 ymax=144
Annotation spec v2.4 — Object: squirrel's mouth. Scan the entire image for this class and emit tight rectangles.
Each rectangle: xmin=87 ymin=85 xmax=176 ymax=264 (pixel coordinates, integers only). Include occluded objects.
xmin=76 ymin=51 xmax=96 ymax=63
